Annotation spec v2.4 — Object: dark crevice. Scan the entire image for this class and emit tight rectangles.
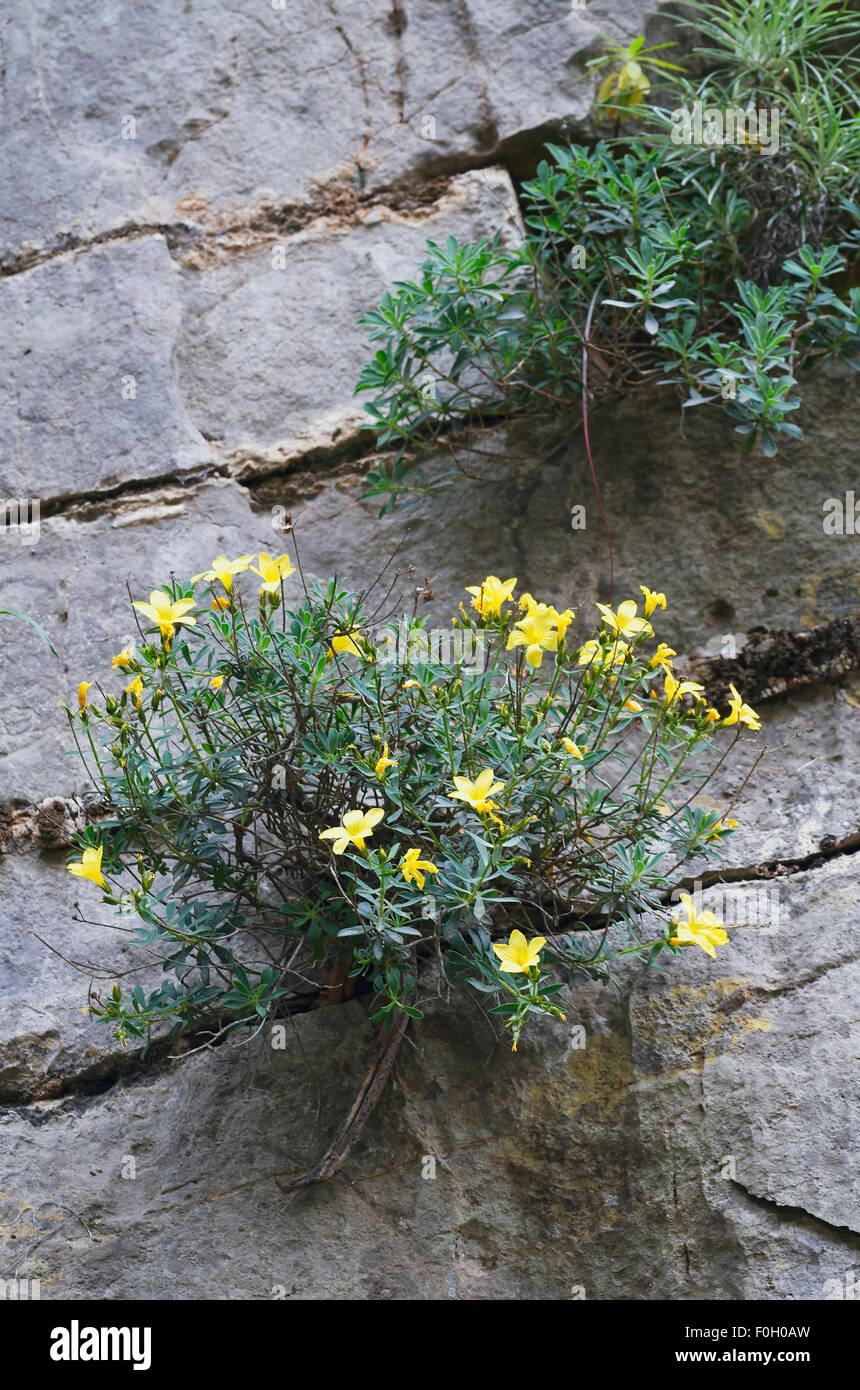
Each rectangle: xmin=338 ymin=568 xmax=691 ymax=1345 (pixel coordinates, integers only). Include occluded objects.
xmin=0 ymin=170 xmax=464 ymax=281
xmin=0 ymin=992 xmax=331 ymax=1111
xmin=667 ymin=827 xmax=860 ymax=898
xmin=36 ymin=462 xmax=229 ymax=522
xmin=554 ymin=825 xmax=860 ymax=935
xmin=686 ymin=618 xmax=860 ymax=705
xmin=1 ymin=219 xmax=197 ymax=279
xmin=239 ymin=430 xmax=385 ymax=503
xmin=24 ymin=431 xmax=380 ymax=522
xmin=730 ymin=1180 xmax=860 ymax=1248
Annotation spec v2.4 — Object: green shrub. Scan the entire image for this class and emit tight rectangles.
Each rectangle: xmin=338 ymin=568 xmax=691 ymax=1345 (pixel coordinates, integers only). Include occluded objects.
xmin=65 ymin=557 xmax=759 ymax=1055
xmin=356 ymin=0 xmax=860 ymax=511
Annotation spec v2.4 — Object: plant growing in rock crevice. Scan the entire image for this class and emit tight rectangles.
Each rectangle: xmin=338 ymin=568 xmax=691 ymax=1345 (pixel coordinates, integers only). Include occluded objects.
xmin=356 ymin=0 xmax=860 ymax=511
xmin=64 ymin=552 xmax=760 ymax=1186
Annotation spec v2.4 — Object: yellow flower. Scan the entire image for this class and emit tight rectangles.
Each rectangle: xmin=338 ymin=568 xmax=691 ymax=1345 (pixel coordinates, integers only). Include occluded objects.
xmin=492 ymin=929 xmax=547 ymax=974
xmin=597 ymin=58 xmax=650 ymax=120
xmin=68 ymin=845 xmax=106 ymax=889
xmin=596 ymin=599 xmax=653 ymax=640
xmin=403 ymin=679 xmax=420 ymax=689
xmin=77 ymin=681 xmax=91 ymax=710
xmin=319 ymin=807 xmax=384 ymax=854
xmin=551 ymin=606 xmax=576 ymax=642
xmin=624 ymin=697 xmax=643 ymax=712
xmin=112 ymin=647 xmax=134 ymax=670
xmin=211 ymin=595 xmax=231 ymax=612
xmin=375 ymin=743 xmax=397 ymax=778
xmin=210 ymin=674 xmax=224 ymax=690
xmin=191 ymin=554 xmax=253 ymax=593
xmin=132 ymin=590 xmax=197 ymax=639
xmin=125 ymin=675 xmax=144 ymax=707
xmin=704 ymin=706 xmax=721 ymax=723
xmin=650 ymin=642 xmax=676 ymax=673
xmin=668 ymin=892 xmax=729 ymax=959
xmin=640 ymin=586 xmax=667 ymax=618
xmin=464 ymin=575 xmax=517 ymax=617
xmin=723 ymin=683 xmax=761 ymax=731
xmin=706 ymin=817 xmax=738 ymax=841
xmin=561 ymin=738 xmax=587 ymax=760
xmin=517 ymin=595 xmax=574 ymax=640
xmin=577 ymin=637 xmax=630 ymax=668
xmin=251 ymin=551 xmax=295 ymax=594
xmin=507 ymin=606 xmax=561 ymax=668
xmin=449 ymin=768 xmax=505 ymax=814
xmin=330 ymin=629 xmax=365 ymax=659
xmin=400 ymin=848 xmax=438 ymax=890
xmin=663 ymin=672 xmax=705 ymax=705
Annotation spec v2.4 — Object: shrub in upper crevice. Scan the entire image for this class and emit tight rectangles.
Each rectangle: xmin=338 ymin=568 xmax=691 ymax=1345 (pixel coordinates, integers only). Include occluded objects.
xmin=355 ymin=0 xmax=860 ymax=510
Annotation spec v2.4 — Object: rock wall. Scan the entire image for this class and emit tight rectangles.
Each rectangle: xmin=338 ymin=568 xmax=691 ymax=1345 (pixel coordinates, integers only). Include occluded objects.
xmin=1 ymin=1 xmax=858 ymax=1300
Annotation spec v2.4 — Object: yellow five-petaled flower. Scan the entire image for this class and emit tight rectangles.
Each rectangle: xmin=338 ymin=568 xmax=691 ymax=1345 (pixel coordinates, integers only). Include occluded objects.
xmin=251 ymin=551 xmax=295 ymax=594
xmin=375 ymin=743 xmax=397 ymax=778
xmin=319 ymin=807 xmax=384 ymax=854
xmin=723 ymin=683 xmax=761 ymax=731
xmin=68 ymin=845 xmax=107 ymax=889
xmin=650 ymin=642 xmax=676 ymax=674
xmin=663 ymin=672 xmax=705 ymax=705
xmin=132 ymin=590 xmax=197 ymax=640
xmin=125 ymin=675 xmax=144 ymax=707
xmin=400 ymin=848 xmax=438 ymax=890
xmin=668 ymin=892 xmax=729 ymax=959
xmin=330 ymin=629 xmax=365 ymax=660
xmin=640 ymin=586 xmax=667 ymax=618
xmin=464 ymin=575 xmax=517 ymax=618
xmin=492 ymin=929 xmax=547 ymax=974
xmin=449 ymin=768 xmax=505 ymax=814
xmin=577 ymin=638 xmax=630 ymax=668
xmin=191 ymin=554 xmax=254 ymax=593
xmin=596 ymin=599 xmax=653 ymax=640
xmin=507 ymin=606 xmax=561 ymax=668
xmin=706 ymin=817 xmax=738 ymax=841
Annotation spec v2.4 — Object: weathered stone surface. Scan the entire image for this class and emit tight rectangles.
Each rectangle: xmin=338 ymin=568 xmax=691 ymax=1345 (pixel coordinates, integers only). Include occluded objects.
xmin=176 ymin=167 xmax=523 ymax=462
xmin=0 ymin=0 xmax=647 ymax=264
xmin=2 ymin=0 xmax=859 ymax=1305
xmin=0 ymin=236 xmax=213 ymax=499
xmin=1 ymin=860 xmax=856 ymax=1299
xmin=685 ymin=676 xmax=860 ymax=868
xmin=0 ymin=168 xmax=519 ymax=503
xmin=0 ymin=852 xmax=161 ymax=1104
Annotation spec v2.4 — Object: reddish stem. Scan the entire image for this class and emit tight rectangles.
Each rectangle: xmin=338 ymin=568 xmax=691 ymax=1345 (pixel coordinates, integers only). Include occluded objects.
xmin=582 ymin=287 xmax=614 ymax=602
